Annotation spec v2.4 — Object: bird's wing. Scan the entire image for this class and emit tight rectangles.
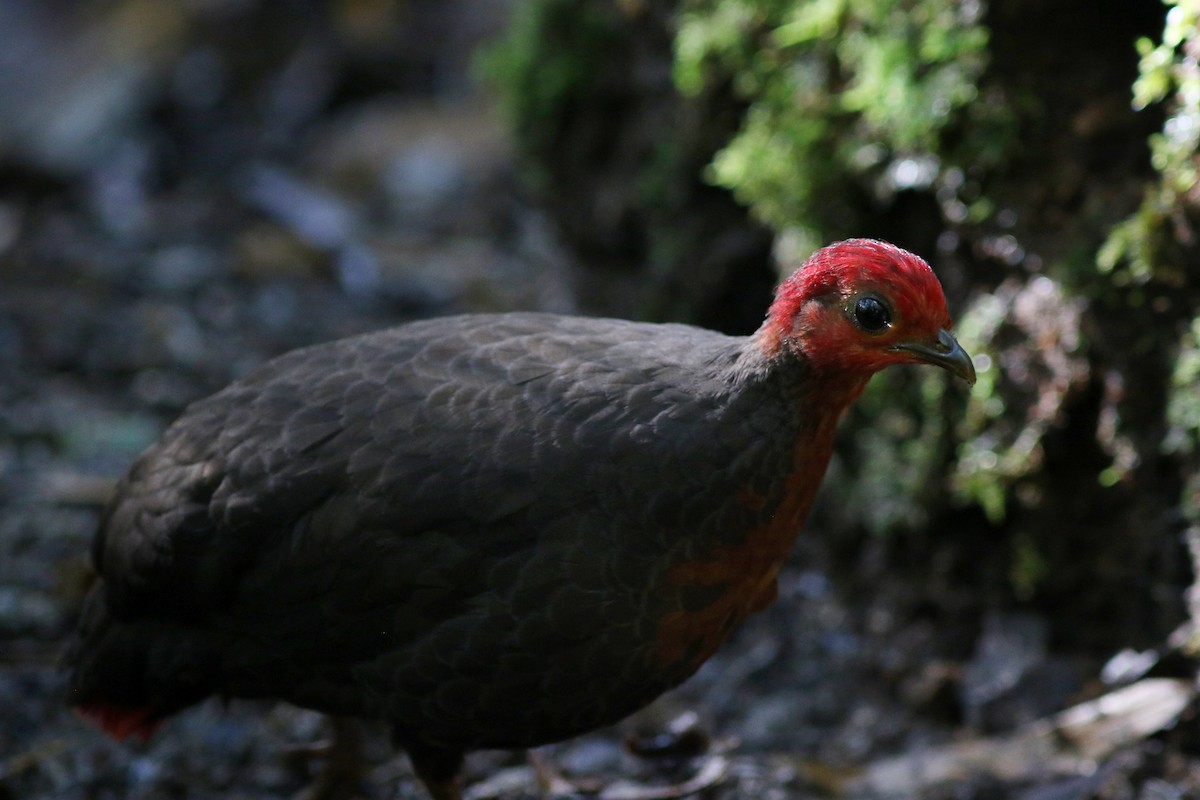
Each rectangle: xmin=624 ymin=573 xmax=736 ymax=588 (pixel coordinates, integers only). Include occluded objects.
xmin=86 ymin=312 xmax=792 ymax=734
xmin=95 ymin=314 xmax=741 ymax=624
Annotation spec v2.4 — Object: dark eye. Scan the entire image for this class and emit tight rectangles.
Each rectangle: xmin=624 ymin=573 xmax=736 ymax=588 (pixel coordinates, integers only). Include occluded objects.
xmin=853 ymin=296 xmax=891 ymax=332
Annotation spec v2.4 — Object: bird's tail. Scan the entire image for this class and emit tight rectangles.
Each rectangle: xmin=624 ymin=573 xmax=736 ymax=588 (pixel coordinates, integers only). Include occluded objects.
xmin=64 ymin=583 xmax=214 ymax=740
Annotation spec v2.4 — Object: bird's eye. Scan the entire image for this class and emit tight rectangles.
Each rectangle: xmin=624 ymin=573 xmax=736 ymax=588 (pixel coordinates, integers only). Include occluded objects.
xmin=853 ymin=296 xmax=891 ymax=333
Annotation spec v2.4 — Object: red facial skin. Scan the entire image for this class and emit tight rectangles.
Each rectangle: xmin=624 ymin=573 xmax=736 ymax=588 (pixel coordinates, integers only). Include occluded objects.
xmin=760 ymin=238 xmax=955 ymax=377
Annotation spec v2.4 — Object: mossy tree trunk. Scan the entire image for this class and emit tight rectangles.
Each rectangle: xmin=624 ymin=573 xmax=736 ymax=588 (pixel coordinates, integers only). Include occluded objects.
xmin=489 ymin=0 xmax=1200 ymax=660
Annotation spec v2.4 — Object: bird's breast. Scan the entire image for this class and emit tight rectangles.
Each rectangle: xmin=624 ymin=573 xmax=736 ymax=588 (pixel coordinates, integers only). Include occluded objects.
xmin=652 ymin=419 xmax=841 ymax=676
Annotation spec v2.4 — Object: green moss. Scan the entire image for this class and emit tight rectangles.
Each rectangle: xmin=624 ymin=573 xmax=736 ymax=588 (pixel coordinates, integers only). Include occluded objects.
xmin=674 ymin=0 xmax=1010 ymax=238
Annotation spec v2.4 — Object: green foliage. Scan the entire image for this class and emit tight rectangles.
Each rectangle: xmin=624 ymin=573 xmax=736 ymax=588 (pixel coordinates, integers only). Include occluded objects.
xmin=674 ymin=0 xmax=1007 ymax=240
xmin=949 ymin=276 xmax=1092 ymax=528
xmin=948 ymin=293 xmax=1010 ymax=523
xmin=478 ymin=0 xmax=623 ymax=189
xmin=1098 ymin=0 xmax=1200 ymax=531
xmin=1098 ymin=0 xmax=1200 ymax=284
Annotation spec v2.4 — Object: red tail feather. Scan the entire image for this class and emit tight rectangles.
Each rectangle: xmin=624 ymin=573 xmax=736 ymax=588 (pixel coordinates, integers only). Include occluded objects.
xmin=76 ymin=702 xmax=162 ymax=741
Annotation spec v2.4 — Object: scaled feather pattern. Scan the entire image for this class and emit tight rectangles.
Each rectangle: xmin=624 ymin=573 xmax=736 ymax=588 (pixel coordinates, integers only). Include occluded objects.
xmin=65 ymin=239 xmax=974 ymax=798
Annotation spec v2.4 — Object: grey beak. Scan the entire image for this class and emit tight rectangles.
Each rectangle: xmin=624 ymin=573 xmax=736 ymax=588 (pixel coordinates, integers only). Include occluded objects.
xmin=892 ymin=328 xmax=976 ymax=385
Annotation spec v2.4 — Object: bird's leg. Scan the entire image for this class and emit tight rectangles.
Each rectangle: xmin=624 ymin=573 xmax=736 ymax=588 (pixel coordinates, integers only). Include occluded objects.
xmin=603 ymin=713 xmax=728 ymax=800
xmin=302 ymin=716 xmax=367 ymax=800
xmin=405 ymin=744 xmax=464 ymax=800
xmin=527 ymin=748 xmax=577 ymax=796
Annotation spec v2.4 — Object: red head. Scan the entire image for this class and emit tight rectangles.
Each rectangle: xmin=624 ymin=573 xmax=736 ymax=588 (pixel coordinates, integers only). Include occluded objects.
xmin=760 ymin=239 xmax=975 ymax=384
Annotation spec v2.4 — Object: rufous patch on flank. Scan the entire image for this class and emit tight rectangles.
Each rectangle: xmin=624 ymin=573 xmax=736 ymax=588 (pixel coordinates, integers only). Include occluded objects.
xmin=655 ymin=425 xmax=838 ymax=672
xmin=736 ymin=487 xmax=767 ymax=512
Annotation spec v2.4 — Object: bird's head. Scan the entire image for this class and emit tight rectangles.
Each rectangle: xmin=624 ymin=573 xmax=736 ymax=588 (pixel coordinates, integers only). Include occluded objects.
xmin=759 ymin=239 xmax=975 ymax=385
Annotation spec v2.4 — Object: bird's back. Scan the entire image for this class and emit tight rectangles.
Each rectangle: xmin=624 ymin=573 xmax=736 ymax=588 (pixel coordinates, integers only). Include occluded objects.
xmin=70 ymin=312 xmax=814 ymax=752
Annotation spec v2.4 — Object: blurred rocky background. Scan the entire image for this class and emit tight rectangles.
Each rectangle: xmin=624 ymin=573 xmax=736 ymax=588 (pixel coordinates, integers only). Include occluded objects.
xmin=3 ymin=0 xmax=1200 ymax=798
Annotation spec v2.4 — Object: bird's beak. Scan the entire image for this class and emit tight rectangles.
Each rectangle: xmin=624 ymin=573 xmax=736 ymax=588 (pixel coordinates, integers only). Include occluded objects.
xmin=891 ymin=328 xmax=976 ymax=386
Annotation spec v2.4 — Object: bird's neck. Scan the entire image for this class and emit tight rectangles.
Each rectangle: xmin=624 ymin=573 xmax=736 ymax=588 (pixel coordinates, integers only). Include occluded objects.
xmin=654 ymin=346 xmax=870 ymax=673
xmin=731 ymin=330 xmax=874 ymax=417
xmin=727 ymin=352 xmax=872 ymax=558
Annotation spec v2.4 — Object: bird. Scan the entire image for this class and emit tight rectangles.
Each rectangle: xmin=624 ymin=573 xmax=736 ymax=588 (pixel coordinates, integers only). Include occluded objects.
xmin=65 ymin=238 xmax=975 ymax=800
